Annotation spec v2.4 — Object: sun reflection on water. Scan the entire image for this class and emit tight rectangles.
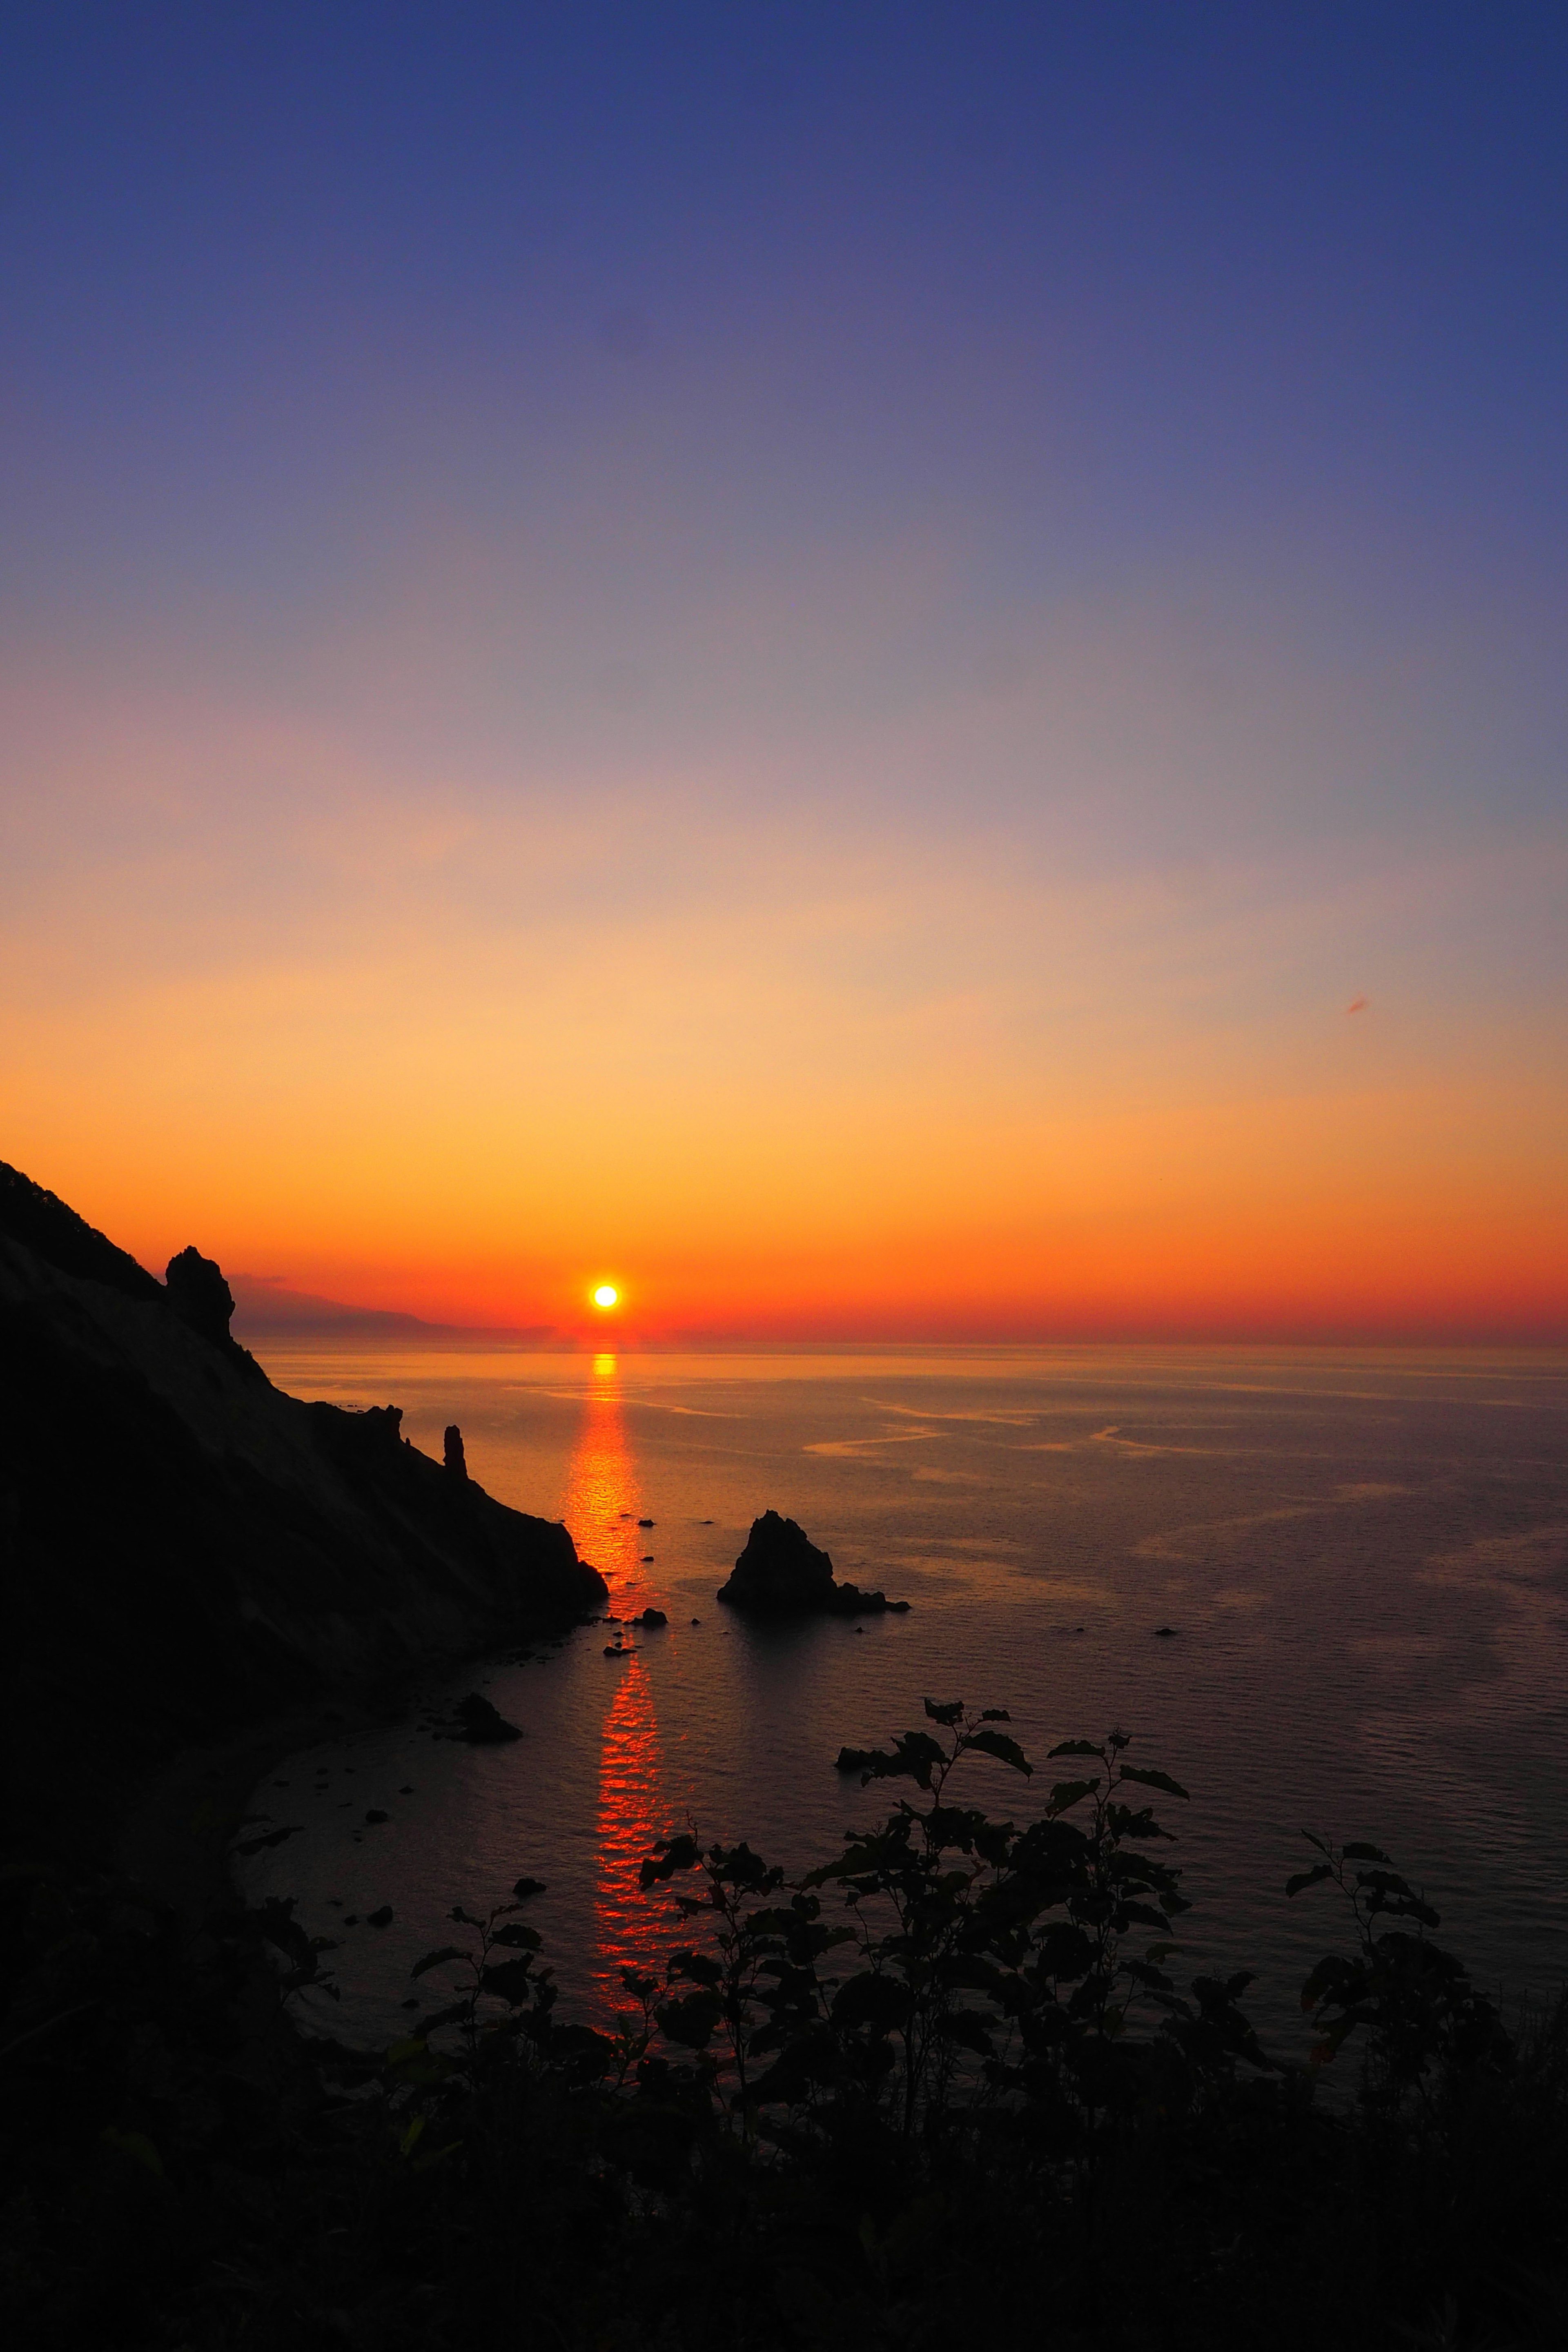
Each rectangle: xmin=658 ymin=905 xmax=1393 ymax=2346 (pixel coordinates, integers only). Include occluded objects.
xmin=590 ymin=1655 xmax=675 ymax=2003
xmin=558 ymin=1359 xmax=657 ymax=1615
xmin=558 ymin=1359 xmax=675 ymax=2009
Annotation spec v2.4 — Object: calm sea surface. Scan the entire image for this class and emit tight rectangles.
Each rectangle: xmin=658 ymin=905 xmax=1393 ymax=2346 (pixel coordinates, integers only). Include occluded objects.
xmin=237 ymin=1344 xmax=1568 ymax=2060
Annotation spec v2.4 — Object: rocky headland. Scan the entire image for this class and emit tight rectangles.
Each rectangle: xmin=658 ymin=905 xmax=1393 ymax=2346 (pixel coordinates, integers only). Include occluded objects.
xmin=716 ymin=1508 xmax=909 ymax=1617
xmin=0 ymin=1160 xmax=606 ymax=1861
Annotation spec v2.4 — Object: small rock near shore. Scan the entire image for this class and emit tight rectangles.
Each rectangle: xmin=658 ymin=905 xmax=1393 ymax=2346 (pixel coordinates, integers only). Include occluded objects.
xmin=457 ymin=1693 xmax=522 ymax=1743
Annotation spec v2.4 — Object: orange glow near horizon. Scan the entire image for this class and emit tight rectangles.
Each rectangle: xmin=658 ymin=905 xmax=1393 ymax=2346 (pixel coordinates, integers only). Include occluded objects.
xmin=5 ymin=716 xmax=1565 ymax=1345
xmin=11 ymin=1044 xmax=1565 ymax=1343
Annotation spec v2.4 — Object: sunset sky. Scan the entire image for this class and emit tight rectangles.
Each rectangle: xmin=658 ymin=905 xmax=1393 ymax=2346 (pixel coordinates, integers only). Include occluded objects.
xmin=2 ymin=3 xmax=1565 ymax=1340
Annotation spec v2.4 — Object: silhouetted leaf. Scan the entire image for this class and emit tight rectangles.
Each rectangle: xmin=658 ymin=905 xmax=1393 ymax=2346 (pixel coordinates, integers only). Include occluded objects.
xmin=480 ymin=1956 xmax=537 ymax=2003
xmin=640 ymin=1835 xmax=701 ymax=1887
xmin=888 ymin=1731 xmax=947 ymax=1784
xmin=387 ymin=2029 xmax=461 ymax=2077
xmin=668 ymin=1949 xmax=723 ymax=1987
xmin=1118 ymin=1766 xmax=1189 ymax=1800
xmin=656 ymin=1989 xmax=722 ymax=2049
xmin=965 ymin=1728 xmax=1033 ymax=1775
xmin=100 ymin=2126 xmax=163 ymax=2177
xmin=414 ymin=2003 xmax=471 ymax=2037
xmin=1115 ymin=1900 xmax=1169 ymax=1930
xmin=1045 ymin=1778 xmax=1099 ymax=1815
xmin=831 ymin=1972 xmax=908 ymax=2034
xmin=410 ymin=1945 xmax=467 ymax=1980
xmin=936 ymin=2009 xmax=996 ymax=2054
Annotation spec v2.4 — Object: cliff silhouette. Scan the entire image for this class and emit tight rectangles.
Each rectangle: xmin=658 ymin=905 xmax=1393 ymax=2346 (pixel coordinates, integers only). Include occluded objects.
xmin=0 ymin=1162 xmax=605 ymax=1859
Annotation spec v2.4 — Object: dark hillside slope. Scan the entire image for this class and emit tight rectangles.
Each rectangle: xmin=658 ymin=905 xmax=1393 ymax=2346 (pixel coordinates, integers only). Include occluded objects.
xmin=0 ymin=1164 xmax=604 ymax=1857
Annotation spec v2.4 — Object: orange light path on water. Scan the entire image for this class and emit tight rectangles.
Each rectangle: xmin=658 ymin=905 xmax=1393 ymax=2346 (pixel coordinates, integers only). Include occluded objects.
xmin=590 ymin=1657 xmax=673 ymax=2006
xmin=557 ymin=1355 xmax=676 ymax=2008
xmin=557 ymin=1355 xmax=658 ymax=1615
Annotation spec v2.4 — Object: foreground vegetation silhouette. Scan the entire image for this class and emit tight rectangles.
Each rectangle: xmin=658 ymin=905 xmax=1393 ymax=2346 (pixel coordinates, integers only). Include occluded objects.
xmin=3 ymin=1699 xmax=1566 ymax=2349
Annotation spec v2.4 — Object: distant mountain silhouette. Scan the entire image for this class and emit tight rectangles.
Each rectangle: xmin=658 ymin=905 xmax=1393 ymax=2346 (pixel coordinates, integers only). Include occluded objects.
xmin=229 ymin=1272 xmax=554 ymax=1345
xmin=0 ymin=1162 xmax=605 ymax=1859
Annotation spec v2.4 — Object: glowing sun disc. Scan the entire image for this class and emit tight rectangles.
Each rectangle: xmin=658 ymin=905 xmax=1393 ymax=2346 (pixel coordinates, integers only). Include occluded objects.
xmin=592 ymin=1283 xmax=619 ymax=1309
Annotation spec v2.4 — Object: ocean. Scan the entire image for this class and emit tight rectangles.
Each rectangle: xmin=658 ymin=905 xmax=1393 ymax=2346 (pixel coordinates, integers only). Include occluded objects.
xmin=236 ymin=1343 xmax=1568 ymax=2059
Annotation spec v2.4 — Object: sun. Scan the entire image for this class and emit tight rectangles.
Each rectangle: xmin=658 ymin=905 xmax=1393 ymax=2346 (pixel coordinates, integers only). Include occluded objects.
xmin=592 ymin=1283 xmax=619 ymax=1310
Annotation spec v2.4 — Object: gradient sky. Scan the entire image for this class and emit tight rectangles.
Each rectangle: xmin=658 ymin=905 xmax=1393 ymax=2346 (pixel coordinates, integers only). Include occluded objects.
xmin=2 ymin=2 xmax=1565 ymax=1339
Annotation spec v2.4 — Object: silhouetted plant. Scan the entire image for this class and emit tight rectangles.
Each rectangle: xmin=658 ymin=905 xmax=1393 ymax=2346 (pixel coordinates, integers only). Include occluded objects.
xmin=394 ymin=1874 xmax=553 ymax=2087
xmin=17 ymin=1697 xmax=1558 ymax=2349
xmin=638 ymin=1833 xmax=849 ymax=2125
xmin=252 ymin=1892 xmax=341 ymax=2011
xmin=804 ymin=1698 xmax=1036 ymax=2132
xmin=1287 ymin=1834 xmax=1512 ymax=2114
xmin=627 ymin=1701 xmax=1266 ymax=2170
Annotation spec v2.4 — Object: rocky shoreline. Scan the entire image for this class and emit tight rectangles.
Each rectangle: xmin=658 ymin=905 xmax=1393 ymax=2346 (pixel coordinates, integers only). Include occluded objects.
xmin=0 ymin=1160 xmax=606 ymax=1873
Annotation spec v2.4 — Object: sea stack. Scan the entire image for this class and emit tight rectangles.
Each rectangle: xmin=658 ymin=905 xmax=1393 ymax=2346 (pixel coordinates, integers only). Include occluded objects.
xmin=716 ymin=1510 xmax=909 ymax=1617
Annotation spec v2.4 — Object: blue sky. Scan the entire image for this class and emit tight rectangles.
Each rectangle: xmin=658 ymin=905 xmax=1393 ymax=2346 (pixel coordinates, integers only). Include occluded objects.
xmin=2 ymin=3 xmax=1565 ymax=1332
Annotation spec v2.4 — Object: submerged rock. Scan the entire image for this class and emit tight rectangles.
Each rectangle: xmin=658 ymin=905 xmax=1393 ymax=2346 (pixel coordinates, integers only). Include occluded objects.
xmin=457 ymin=1693 xmax=522 ymax=1743
xmin=716 ymin=1511 xmax=909 ymax=1618
xmin=638 ymin=1607 xmax=668 ymax=1627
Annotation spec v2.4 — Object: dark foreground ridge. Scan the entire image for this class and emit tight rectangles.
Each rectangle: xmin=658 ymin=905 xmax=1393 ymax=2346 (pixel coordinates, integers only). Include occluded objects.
xmin=4 ymin=1697 xmax=1566 ymax=2350
xmin=0 ymin=1160 xmax=606 ymax=1861
xmin=717 ymin=1508 xmax=910 ymax=1615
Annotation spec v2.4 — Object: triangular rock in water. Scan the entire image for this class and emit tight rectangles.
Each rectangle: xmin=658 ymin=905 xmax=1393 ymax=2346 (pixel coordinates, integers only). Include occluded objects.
xmin=716 ymin=1511 xmax=908 ymax=1617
